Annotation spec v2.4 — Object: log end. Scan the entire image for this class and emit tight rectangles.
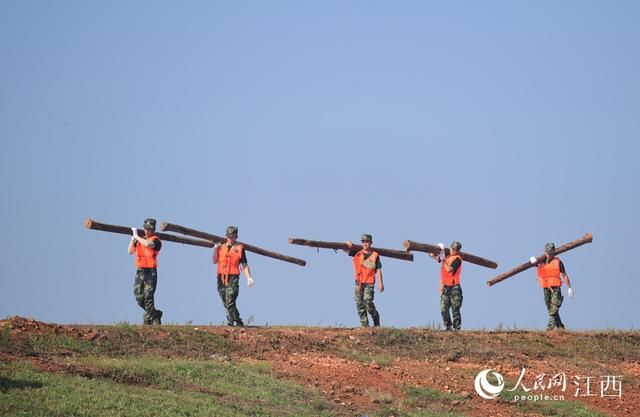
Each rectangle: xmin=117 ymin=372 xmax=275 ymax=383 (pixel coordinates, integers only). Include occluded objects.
xmin=402 ymin=240 xmax=412 ymax=251
xmin=84 ymin=218 xmax=94 ymax=229
xmin=586 ymin=233 xmax=593 ymax=243
xmin=288 ymin=237 xmax=295 ymax=244
xmin=486 ymin=281 xmax=494 ymax=287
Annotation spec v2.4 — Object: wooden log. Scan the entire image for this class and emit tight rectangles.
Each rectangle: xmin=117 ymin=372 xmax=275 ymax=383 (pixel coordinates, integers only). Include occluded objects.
xmin=288 ymin=237 xmax=414 ymax=262
xmin=486 ymin=233 xmax=593 ymax=287
xmin=84 ymin=218 xmax=213 ymax=248
xmin=160 ymin=222 xmax=306 ymax=267
xmin=403 ymin=240 xmax=498 ymax=269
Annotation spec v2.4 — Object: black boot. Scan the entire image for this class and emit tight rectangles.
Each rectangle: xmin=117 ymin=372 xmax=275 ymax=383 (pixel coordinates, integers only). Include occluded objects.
xmin=152 ymin=310 xmax=163 ymax=325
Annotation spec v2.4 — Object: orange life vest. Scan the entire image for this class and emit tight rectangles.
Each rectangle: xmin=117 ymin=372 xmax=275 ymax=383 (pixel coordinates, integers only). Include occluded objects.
xmin=135 ymin=235 xmax=161 ymax=269
xmin=537 ymin=257 xmax=562 ymax=288
xmin=440 ymin=254 xmax=462 ymax=288
xmin=353 ymin=250 xmax=379 ymax=287
xmin=217 ymin=243 xmax=244 ymax=286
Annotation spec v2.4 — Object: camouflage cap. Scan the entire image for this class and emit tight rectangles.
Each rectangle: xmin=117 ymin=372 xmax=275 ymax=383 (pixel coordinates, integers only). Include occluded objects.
xmin=226 ymin=225 xmax=239 ymax=237
xmin=450 ymin=241 xmax=462 ymax=251
xmin=143 ymin=218 xmax=156 ymax=230
xmin=544 ymin=242 xmax=555 ymax=253
xmin=360 ymin=234 xmax=373 ymax=243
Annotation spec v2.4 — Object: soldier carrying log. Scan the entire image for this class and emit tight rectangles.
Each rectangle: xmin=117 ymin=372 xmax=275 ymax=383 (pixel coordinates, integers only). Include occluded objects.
xmin=405 ymin=238 xmax=496 ymax=331
xmin=486 ymin=233 xmax=591 ymax=330
xmin=429 ymin=241 xmax=464 ymax=331
xmin=128 ymin=218 xmax=164 ymax=325
xmin=344 ymin=234 xmax=384 ymax=327
xmin=530 ymin=242 xmax=573 ymax=331
xmin=289 ymin=235 xmax=413 ymax=328
xmin=212 ymin=226 xmax=255 ymax=326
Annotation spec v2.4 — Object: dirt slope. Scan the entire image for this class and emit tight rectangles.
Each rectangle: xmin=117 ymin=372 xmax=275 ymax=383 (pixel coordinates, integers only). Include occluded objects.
xmin=1 ymin=316 xmax=638 ymax=417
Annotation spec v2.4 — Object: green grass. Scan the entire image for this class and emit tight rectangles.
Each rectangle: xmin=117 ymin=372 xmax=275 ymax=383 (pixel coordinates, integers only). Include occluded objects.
xmin=405 ymin=386 xmax=465 ymax=406
xmin=338 ymin=347 xmax=393 ymax=367
xmin=0 ymin=323 xmax=10 ymax=347
xmin=4 ymin=325 xmax=232 ymax=359
xmin=2 ymin=320 xmax=634 ymax=417
xmin=24 ymin=333 xmax=95 ymax=356
xmin=362 ymin=386 xmax=471 ymax=417
xmin=497 ymin=378 xmax=610 ymax=417
xmin=113 ymin=321 xmax=137 ymax=332
xmin=0 ymin=358 xmax=338 ymax=417
xmin=373 ymin=405 xmax=469 ymax=417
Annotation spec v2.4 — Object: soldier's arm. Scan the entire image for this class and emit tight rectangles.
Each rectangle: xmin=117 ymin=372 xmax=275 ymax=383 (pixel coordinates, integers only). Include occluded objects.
xmin=447 ymin=258 xmax=461 ymax=274
xmin=343 ymin=241 xmax=354 ymax=254
xmin=241 ymin=262 xmax=254 ymax=287
xmin=132 ymin=235 xmax=156 ymax=248
xmin=212 ymin=243 xmax=222 ymax=264
xmin=559 ymin=261 xmax=571 ymax=288
xmin=128 ymin=237 xmax=136 ymax=255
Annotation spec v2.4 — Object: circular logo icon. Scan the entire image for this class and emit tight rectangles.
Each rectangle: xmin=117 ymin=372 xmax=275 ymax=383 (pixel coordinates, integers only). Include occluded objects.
xmin=474 ymin=369 xmax=505 ymax=400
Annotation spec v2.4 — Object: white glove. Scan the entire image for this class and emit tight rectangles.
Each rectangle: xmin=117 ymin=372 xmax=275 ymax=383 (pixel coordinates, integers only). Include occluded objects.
xmin=214 ymin=242 xmax=222 ymax=249
xmin=437 ymin=243 xmax=445 ymax=250
xmin=530 ymin=256 xmax=537 ymax=265
xmin=131 ymin=227 xmax=138 ymax=237
xmin=247 ymin=277 xmax=254 ymax=287
xmin=568 ymin=288 xmax=573 ymax=298
xmin=439 ymin=250 xmax=446 ymax=260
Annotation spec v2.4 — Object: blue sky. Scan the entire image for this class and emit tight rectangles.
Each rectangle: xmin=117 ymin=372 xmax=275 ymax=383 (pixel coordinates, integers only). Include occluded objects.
xmin=1 ymin=1 xmax=638 ymax=329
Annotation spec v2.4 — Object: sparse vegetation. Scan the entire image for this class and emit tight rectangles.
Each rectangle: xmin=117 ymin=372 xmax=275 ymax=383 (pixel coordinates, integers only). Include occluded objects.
xmin=498 ymin=379 xmax=610 ymax=417
xmin=0 ymin=316 xmax=635 ymax=417
xmin=0 ymin=359 xmax=338 ymax=417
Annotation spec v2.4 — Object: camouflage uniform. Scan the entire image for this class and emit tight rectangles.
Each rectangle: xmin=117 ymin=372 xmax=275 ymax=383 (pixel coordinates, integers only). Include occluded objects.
xmin=133 ymin=268 xmax=162 ymax=325
xmin=350 ymin=235 xmax=382 ymax=328
xmin=536 ymin=244 xmax=570 ymax=331
xmin=441 ymin=284 xmax=463 ymax=330
xmin=543 ymin=287 xmax=564 ymax=330
xmin=217 ymin=275 xmax=242 ymax=325
xmin=131 ymin=218 xmax=162 ymax=325
xmin=354 ymin=283 xmax=380 ymax=327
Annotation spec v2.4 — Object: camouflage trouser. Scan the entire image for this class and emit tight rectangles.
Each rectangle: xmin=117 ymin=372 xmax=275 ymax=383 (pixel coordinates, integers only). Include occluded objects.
xmin=133 ymin=268 xmax=162 ymax=325
xmin=543 ymin=287 xmax=564 ymax=330
xmin=354 ymin=283 xmax=380 ymax=327
xmin=441 ymin=285 xmax=463 ymax=330
xmin=217 ymin=275 xmax=242 ymax=325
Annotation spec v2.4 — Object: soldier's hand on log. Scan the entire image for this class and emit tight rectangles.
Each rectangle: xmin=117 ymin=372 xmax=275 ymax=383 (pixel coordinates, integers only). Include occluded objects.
xmin=529 ymin=256 xmax=537 ymax=265
xmin=437 ymin=243 xmax=445 ymax=250
xmin=346 ymin=241 xmax=353 ymax=248
xmin=214 ymin=242 xmax=222 ymax=249
xmin=131 ymin=227 xmax=138 ymax=237
xmin=568 ymin=288 xmax=574 ymax=298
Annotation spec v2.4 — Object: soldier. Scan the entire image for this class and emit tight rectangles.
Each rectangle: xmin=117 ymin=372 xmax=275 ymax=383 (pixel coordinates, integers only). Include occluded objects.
xmin=212 ymin=226 xmax=254 ymax=326
xmin=128 ymin=218 xmax=163 ymax=325
xmin=430 ymin=241 xmax=463 ymax=331
xmin=345 ymin=234 xmax=384 ymax=327
xmin=530 ymin=243 xmax=573 ymax=330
